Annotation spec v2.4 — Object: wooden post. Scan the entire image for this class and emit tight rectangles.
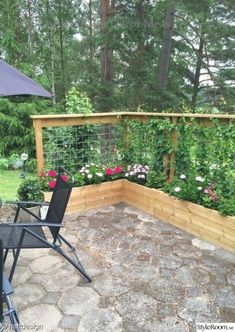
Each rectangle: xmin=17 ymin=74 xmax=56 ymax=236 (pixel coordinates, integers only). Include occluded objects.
xmin=169 ymin=117 xmax=178 ymax=182
xmin=33 ymin=119 xmax=44 ymax=175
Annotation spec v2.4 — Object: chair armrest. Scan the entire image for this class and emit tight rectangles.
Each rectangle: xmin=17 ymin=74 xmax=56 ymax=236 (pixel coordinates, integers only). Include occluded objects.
xmin=6 ymin=200 xmax=49 ymax=206
xmin=8 ymin=223 xmax=63 ymax=228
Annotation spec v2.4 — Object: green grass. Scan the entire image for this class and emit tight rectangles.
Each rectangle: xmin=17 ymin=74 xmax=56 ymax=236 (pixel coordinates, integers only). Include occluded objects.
xmin=0 ymin=170 xmax=22 ymax=201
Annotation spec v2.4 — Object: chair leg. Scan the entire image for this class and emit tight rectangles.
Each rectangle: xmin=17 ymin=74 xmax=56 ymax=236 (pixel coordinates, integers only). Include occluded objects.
xmin=4 ymin=294 xmax=20 ymax=332
xmin=3 ymin=249 xmax=9 ymax=263
xmin=9 ymin=228 xmax=26 ymax=283
xmin=54 ymin=245 xmax=92 ymax=282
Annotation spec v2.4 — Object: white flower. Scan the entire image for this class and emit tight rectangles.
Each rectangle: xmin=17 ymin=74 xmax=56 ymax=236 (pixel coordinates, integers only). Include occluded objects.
xmin=145 ymin=165 xmax=149 ymax=170
xmin=137 ymin=175 xmax=141 ymax=179
xmin=87 ymin=174 xmax=92 ymax=179
xmin=174 ymin=187 xmax=181 ymax=192
xmin=141 ymin=174 xmax=145 ymax=179
xmin=86 ymin=164 xmax=90 ymax=167
xmin=128 ymin=165 xmax=131 ymax=170
xmin=130 ymin=171 xmax=134 ymax=176
xmin=180 ymin=174 xmax=186 ymax=179
xmin=90 ymin=163 xmax=95 ymax=166
xmin=195 ymin=176 xmax=204 ymax=182
xmin=125 ymin=173 xmax=129 ymax=177
xmin=96 ymin=172 xmax=103 ymax=177
xmin=79 ymin=170 xmax=85 ymax=173
xmin=197 ymin=186 xmax=202 ymax=190
xmin=210 ymin=164 xmax=219 ymax=170
xmin=85 ymin=169 xmax=90 ymax=174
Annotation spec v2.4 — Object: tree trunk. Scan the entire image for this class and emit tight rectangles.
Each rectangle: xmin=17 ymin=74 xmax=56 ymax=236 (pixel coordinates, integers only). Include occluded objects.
xmin=100 ymin=0 xmax=115 ymax=84
xmin=158 ymin=4 xmax=175 ymax=89
xmin=88 ymin=0 xmax=94 ymax=65
xmin=46 ymin=0 xmax=56 ymax=106
xmin=27 ymin=0 xmax=34 ymax=69
xmin=191 ymin=36 xmax=204 ymax=111
xmin=58 ymin=0 xmax=66 ymax=107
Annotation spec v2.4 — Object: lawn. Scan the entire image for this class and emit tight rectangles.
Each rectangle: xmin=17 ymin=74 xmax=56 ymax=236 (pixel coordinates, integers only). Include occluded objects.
xmin=0 ymin=170 xmax=22 ymax=201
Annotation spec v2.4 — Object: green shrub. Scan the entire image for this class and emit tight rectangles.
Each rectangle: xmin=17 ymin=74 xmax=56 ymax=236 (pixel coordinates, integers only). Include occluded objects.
xmin=146 ymin=170 xmax=167 ymax=189
xmin=17 ymin=178 xmax=43 ymax=202
xmin=0 ymin=157 xmax=8 ymax=170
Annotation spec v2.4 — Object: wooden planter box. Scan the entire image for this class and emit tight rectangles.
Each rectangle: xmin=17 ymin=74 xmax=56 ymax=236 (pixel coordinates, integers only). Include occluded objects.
xmin=44 ymin=179 xmax=235 ymax=253
xmin=43 ymin=180 xmax=123 ymax=214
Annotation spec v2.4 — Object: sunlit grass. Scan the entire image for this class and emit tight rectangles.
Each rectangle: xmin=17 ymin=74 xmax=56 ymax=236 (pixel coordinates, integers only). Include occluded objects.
xmin=0 ymin=170 xmax=22 ymax=201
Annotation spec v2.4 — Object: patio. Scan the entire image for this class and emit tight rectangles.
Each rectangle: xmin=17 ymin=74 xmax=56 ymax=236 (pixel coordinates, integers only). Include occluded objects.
xmin=1 ymin=203 xmax=235 ymax=331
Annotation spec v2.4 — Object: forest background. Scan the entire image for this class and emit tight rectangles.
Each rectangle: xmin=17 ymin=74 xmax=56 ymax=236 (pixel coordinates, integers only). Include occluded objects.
xmin=0 ymin=0 xmax=234 ymax=160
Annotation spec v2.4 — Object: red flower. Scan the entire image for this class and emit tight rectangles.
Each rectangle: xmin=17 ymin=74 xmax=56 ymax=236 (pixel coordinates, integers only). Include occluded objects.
xmin=47 ymin=170 xmax=57 ymax=177
xmin=114 ymin=166 xmax=122 ymax=174
xmin=49 ymin=180 xmax=56 ymax=189
xmin=61 ymin=174 xmax=69 ymax=182
xmin=105 ymin=168 xmax=113 ymax=175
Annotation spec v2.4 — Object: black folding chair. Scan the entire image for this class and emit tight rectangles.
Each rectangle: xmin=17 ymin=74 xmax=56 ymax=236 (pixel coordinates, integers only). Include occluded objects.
xmin=0 ymin=167 xmax=91 ymax=283
xmin=0 ymin=239 xmax=20 ymax=332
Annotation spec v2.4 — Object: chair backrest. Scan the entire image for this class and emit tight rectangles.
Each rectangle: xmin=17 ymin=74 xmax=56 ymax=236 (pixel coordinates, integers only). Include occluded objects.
xmin=45 ymin=169 xmax=72 ymax=241
xmin=0 ymin=239 xmax=3 ymax=324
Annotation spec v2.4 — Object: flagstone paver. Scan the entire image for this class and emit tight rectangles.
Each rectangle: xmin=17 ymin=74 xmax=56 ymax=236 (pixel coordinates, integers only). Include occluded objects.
xmin=1 ymin=203 xmax=235 ymax=331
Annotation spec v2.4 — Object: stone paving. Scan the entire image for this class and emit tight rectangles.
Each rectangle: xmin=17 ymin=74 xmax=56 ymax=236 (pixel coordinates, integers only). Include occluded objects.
xmin=1 ymin=203 xmax=235 ymax=332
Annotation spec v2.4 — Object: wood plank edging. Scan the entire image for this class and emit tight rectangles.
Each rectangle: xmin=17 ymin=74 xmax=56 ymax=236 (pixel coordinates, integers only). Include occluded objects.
xmin=43 ymin=179 xmax=235 ymax=252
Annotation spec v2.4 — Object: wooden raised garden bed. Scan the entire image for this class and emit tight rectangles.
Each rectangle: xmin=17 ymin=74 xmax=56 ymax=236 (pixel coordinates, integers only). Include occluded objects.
xmin=44 ymin=179 xmax=235 ymax=253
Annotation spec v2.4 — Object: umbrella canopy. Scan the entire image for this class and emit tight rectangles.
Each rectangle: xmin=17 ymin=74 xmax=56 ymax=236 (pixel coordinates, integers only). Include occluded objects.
xmin=0 ymin=59 xmax=52 ymax=97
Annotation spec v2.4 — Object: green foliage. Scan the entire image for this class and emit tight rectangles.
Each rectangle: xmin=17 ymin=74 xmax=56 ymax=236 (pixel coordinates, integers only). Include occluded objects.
xmin=65 ymin=87 xmax=93 ymax=114
xmin=0 ymin=0 xmax=234 ymax=112
xmin=0 ymin=157 xmax=8 ymax=170
xmin=146 ymin=170 xmax=167 ymax=189
xmin=164 ymin=172 xmax=209 ymax=205
xmin=123 ymin=119 xmax=174 ymax=170
xmin=17 ymin=177 xmax=43 ymax=202
xmin=0 ymin=98 xmax=51 ymax=158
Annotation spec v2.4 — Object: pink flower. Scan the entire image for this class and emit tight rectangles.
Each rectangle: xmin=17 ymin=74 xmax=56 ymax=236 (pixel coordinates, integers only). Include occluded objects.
xmin=49 ymin=179 xmax=56 ymax=189
xmin=114 ymin=166 xmax=122 ymax=174
xmin=61 ymin=174 xmax=69 ymax=182
xmin=47 ymin=170 xmax=57 ymax=177
xmin=105 ymin=168 xmax=113 ymax=176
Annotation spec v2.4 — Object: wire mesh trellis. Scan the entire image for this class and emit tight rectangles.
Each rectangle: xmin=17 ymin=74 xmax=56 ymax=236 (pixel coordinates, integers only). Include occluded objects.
xmin=42 ymin=124 xmax=124 ymax=171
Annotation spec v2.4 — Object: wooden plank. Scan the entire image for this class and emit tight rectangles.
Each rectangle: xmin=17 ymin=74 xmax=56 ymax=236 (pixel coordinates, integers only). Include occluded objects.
xmin=32 ymin=114 xmax=122 ymax=128
xmin=196 ymin=227 xmax=235 ymax=252
xmin=124 ymin=196 xmax=155 ymax=216
xmin=190 ymin=215 xmax=235 ymax=242
xmin=44 ymin=179 xmax=235 ymax=253
xmin=187 ymin=201 xmax=235 ymax=231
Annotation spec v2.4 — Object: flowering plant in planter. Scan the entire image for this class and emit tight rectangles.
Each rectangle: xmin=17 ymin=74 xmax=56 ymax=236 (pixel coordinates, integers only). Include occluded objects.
xmin=76 ymin=163 xmax=123 ymax=186
xmin=163 ymin=172 xmax=213 ymax=205
xmin=40 ymin=170 xmax=69 ymax=191
xmin=124 ymin=164 xmax=149 ymax=185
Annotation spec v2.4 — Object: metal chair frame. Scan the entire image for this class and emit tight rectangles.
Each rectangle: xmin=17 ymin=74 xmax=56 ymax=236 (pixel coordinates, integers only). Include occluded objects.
xmin=1 ymin=167 xmax=91 ymax=283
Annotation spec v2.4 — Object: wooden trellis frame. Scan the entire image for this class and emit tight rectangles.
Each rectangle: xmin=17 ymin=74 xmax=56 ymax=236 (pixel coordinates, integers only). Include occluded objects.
xmin=31 ymin=112 xmax=235 ymax=177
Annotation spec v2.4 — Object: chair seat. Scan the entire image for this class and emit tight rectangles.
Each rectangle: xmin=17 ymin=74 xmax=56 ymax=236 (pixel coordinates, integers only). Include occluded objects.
xmin=0 ymin=224 xmax=49 ymax=249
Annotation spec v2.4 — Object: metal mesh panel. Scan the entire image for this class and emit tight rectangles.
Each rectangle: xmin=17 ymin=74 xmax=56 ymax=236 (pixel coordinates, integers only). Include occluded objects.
xmin=42 ymin=124 xmax=124 ymax=171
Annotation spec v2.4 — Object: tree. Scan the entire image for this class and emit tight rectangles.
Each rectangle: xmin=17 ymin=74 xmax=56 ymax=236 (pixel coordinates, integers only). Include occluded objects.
xmin=158 ymin=2 xmax=175 ymax=90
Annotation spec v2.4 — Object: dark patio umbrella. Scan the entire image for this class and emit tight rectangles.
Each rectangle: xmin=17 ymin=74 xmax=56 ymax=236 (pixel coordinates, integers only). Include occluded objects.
xmin=0 ymin=59 xmax=52 ymax=97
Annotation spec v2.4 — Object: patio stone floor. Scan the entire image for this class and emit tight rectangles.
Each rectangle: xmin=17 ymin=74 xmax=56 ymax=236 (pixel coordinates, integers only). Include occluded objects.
xmin=1 ymin=203 xmax=235 ymax=332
